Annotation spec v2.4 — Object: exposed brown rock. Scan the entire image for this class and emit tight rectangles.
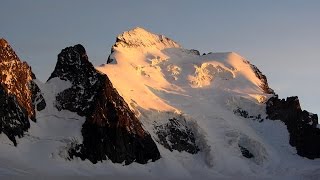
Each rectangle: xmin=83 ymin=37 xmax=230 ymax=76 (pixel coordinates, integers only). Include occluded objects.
xmin=0 ymin=38 xmax=46 ymax=145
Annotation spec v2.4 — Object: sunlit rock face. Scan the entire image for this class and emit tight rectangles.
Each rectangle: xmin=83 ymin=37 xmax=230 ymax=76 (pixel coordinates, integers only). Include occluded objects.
xmin=49 ymin=44 xmax=160 ymax=164
xmin=0 ymin=38 xmax=46 ymax=145
xmin=266 ymin=96 xmax=320 ymax=159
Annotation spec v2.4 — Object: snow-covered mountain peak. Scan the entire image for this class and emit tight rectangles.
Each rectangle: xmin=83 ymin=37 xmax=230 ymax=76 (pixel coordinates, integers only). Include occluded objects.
xmin=95 ymin=29 xmax=320 ymax=178
xmin=99 ymin=31 xmax=273 ymax=112
xmin=113 ymin=27 xmax=180 ymax=50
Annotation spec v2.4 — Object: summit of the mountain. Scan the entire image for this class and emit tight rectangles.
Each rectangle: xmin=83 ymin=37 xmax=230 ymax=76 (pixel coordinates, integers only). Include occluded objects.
xmin=98 ymin=27 xmax=320 ymax=174
xmin=107 ymin=27 xmax=180 ymax=64
xmin=114 ymin=27 xmax=180 ymax=49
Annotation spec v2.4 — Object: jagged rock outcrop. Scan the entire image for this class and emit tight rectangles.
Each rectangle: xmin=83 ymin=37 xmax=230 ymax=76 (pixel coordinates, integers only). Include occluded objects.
xmin=0 ymin=38 xmax=46 ymax=145
xmin=248 ymin=62 xmax=274 ymax=94
xmin=48 ymin=44 xmax=160 ymax=164
xmin=48 ymin=44 xmax=104 ymax=117
xmin=186 ymin=49 xmax=200 ymax=56
xmin=154 ymin=117 xmax=200 ymax=154
xmin=266 ymin=95 xmax=320 ymax=159
xmin=239 ymin=145 xmax=254 ymax=159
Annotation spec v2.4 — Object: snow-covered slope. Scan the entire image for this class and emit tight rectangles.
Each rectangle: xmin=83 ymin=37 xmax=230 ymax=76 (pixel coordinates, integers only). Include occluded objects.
xmin=96 ymin=27 xmax=320 ymax=179
xmin=100 ymin=28 xmax=272 ymax=111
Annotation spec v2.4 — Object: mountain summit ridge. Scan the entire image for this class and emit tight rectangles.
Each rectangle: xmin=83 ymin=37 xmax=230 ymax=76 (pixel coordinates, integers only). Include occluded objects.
xmin=114 ymin=27 xmax=180 ymax=49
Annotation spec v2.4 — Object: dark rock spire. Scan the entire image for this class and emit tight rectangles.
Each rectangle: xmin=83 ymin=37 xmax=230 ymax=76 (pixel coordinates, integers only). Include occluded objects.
xmin=49 ymin=44 xmax=160 ymax=164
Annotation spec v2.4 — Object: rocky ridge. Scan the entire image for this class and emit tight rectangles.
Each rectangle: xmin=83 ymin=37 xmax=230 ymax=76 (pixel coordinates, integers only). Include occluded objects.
xmin=0 ymin=38 xmax=45 ymax=145
xmin=266 ymin=96 xmax=320 ymax=159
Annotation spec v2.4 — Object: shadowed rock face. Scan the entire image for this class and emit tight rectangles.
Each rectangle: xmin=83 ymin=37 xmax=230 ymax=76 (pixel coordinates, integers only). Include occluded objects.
xmin=266 ymin=96 xmax=320 ymax=159
xmin=49 ymin=44 xmax=160 ymax=164
xmin=0 ymin=38 xmax=46 ymax=145
xmin=48 ymin=44 xmax=104 ymax=117
xmin=154 ymin=118 xmax=200 ymax=154
xmin=0 ymin=85 xmax=29 ymax=146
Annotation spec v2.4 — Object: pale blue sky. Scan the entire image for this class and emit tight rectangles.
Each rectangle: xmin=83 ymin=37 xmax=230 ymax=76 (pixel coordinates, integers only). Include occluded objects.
xmin=1 ymin=0 xmax=319 ymax=114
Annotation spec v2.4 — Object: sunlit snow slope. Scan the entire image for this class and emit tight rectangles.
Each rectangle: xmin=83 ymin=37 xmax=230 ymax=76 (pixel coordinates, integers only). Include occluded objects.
xmin=97 ymin=27 xmax=320 ymax=179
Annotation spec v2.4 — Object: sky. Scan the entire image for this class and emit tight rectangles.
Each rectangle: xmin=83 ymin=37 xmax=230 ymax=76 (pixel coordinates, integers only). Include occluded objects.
xmin=0 ymin=0 xmax=319 ymax=115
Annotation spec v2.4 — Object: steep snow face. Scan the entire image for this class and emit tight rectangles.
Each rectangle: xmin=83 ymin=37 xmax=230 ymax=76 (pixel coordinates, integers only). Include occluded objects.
xmin=97 ymin=28 xmax=320 ymax=178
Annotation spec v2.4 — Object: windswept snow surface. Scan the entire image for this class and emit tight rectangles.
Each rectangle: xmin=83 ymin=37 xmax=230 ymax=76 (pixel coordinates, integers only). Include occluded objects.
xmin=0 ymin=28 xmax=319 ymax=179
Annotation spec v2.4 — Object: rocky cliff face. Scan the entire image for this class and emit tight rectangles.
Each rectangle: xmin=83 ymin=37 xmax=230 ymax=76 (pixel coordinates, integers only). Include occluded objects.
xmin=48 ymin=44 xmax=104 ymax=117
xmin=0 ymin=85 xmax=29 ymax=146
xmin=154 ymin=117 xmax=200 ymax=154
xmin=266 ymin=96 xmax=320 ymax=159
xmin=49 ymin=44 xmax=160 ymax=164
xmin=249 ymin=63 xmax=274 ymax=94
xmin=0 ymin=38 xmax=46 ymax=145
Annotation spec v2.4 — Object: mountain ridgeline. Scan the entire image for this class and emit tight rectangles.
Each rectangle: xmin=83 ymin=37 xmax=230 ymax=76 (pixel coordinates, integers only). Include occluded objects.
xmin=0 ymin=27 xmax=320 ymax=170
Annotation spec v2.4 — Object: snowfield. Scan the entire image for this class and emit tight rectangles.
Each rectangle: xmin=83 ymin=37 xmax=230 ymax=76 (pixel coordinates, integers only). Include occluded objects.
xmin=1 ymin=27 xmax=320 ymax=179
